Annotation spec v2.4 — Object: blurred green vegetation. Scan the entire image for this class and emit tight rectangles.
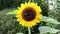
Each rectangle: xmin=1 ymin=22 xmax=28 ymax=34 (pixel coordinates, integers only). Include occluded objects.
xmin=0 ymin=0 xmax=28 ymax=10
xmin=0 ymin=0 xmax=60 ymax=34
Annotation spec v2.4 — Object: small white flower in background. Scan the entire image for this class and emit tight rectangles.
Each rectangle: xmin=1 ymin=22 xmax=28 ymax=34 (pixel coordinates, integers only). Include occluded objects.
xmin=48 ymin=0 xmax=53 ymax=4
xmin=49 ymin=5 xmax=53 ymax=10
xmin=48 ymin=0 xmax=57 ymax=10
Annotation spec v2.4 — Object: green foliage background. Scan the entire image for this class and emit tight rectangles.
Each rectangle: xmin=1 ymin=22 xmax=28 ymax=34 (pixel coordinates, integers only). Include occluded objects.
xmin=0 ymin=0 xmax=60 ymax=34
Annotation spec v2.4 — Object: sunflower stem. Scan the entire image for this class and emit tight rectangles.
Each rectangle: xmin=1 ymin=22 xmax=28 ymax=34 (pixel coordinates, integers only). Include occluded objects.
xmin=28 ymin=27 xmax=31 ymax=34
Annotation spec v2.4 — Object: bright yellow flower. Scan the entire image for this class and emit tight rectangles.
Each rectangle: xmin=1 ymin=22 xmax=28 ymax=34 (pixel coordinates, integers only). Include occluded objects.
xmin=16 ymin=1 xmax=42 ymax=27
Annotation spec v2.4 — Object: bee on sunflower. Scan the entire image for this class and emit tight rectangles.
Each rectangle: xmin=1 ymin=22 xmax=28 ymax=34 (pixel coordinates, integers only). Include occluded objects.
xmin=16 ymin=1 xmax=42 ymax=28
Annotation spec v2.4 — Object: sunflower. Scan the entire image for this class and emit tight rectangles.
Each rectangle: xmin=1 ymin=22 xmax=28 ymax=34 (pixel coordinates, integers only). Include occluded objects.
xmin=16 ymin=1 xmax=42 ymax=27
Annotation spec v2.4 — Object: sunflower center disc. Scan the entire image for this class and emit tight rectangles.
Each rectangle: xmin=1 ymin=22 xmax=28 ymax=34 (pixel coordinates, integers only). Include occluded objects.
xmin=22 ymin=7 xmax=36 ymax=21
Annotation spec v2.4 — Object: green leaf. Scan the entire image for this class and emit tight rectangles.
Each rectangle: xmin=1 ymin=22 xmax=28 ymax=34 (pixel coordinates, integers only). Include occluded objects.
xmin=17 ymin=33 xmax=23 ymax=34
xmin=39 ymin=26 xmax=60 ymax=33
xmin=58 ymin=32 xmax=60 ymax=34
xmin=6 ymin=10 xmax=17 ymax=14
xmin=41 ymin=16 xmax=60 ymax=24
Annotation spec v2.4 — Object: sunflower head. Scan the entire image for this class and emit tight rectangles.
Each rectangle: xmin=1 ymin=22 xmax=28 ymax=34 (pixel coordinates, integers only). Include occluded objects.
xmin=16 ymin=1 xmax=42 ymax=27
